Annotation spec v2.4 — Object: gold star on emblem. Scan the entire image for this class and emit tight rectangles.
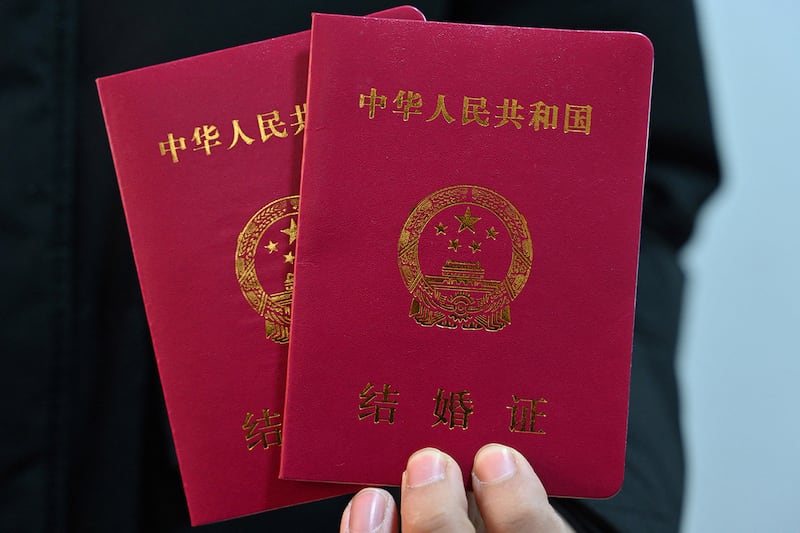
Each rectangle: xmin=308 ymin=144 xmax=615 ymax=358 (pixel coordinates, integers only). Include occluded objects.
xmin=264 ymin=240 xmax=278 ymax=253
xmin=435 ymin=222 xmax=448 ymax=235
xmin=281 ymin=218 xmax=298 ymax=244
xmin=486 ymin=226 xmax=498 ymax=240
xmin=469 ymin=241 xmax=482 ymax=253
xmin=448 ymin=239 xmax=461 ymax=252
xmin=455 ymin=207 xmax=481 ymax=233
xmin=283 ymin=251 xmax=295 ymax=264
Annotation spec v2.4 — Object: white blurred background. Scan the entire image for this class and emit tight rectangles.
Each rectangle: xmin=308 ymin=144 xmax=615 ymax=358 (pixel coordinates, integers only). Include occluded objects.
xmin=679 ymin=1 xmax=800 ymax=531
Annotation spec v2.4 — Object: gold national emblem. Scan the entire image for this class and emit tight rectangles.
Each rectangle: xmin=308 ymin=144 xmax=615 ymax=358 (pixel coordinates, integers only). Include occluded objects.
xmin=235 ymin=195 xmax=299 ymax=344
xmin=398 ymin=185 xmax=532 ymax=331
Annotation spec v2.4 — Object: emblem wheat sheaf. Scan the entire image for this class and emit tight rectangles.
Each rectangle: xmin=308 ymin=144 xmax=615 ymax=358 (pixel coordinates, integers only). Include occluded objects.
xmin=235 ymin=195 xmax=299 ymax=344
xmin=398 ymin=185 xmax=533 ymax=331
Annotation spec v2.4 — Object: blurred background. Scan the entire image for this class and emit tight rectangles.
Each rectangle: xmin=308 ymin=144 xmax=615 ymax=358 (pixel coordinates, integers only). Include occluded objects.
xmin=680 ymin=1 xmax=799 ymax=531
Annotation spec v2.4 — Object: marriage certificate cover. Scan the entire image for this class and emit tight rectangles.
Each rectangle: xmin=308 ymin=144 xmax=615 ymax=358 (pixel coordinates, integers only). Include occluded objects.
xmin=96 ymin=6 xmax=424 ymax=524
xmin=281 ymin=13 xmax=654 ymax=498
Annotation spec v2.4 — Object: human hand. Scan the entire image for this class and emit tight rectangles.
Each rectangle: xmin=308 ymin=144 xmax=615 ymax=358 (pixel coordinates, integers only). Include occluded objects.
xmin=339 ymin=444 xmax=575 ymax=533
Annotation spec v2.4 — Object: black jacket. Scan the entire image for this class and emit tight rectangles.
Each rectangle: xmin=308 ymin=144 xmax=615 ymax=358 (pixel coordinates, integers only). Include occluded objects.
xmin=0 ymin=1 xmax=717 ymax=531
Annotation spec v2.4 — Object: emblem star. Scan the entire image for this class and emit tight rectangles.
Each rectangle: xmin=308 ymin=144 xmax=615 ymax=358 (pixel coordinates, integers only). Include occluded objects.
xmin=448 ymin=239 xmax=461 ymax=252
xmin=283 ymin=251 xmax=295 ymax=264
xmin=264 ymin=240 xmax=278 ymax=253
xmin=281 ymin=218 xmax=298 ymax=245
xmin=435 ymin=222 xmax=448 ymax=235
xmin=469 ymin=241 xmax=482 ymax=253
xmin=455 ymin=207 xmax=481 ymax=233
xmin=486 ymin=226 xmax=498 ymax=240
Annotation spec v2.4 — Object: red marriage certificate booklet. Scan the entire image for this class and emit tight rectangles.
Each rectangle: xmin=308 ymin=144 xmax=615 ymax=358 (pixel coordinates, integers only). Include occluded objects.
xmin=281 ymin=14 xmax=653 ymax=498
xmin=97 ymin=6 xmax=424 ymax=525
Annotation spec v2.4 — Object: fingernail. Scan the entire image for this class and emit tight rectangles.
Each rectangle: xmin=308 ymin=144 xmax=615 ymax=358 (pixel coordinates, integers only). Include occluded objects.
xmin=405 ymin=448 xmax=447 ymax=487
xmin=348 ymin=489 xmax=388 ymax=533
xmin=473 ymin=444 xmax=517 ymax=483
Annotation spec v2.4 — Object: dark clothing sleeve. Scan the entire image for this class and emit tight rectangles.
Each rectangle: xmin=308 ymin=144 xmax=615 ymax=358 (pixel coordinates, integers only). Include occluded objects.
xmin=0 ymin=1 xmax=717 ymax=532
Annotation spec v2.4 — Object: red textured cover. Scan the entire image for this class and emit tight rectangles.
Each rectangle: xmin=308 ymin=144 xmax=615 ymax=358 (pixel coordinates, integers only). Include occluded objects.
xmin=281 ymin=14 xmax=653 ymax=498
xmin=96 ymin=6 xmax=425 ymax=525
